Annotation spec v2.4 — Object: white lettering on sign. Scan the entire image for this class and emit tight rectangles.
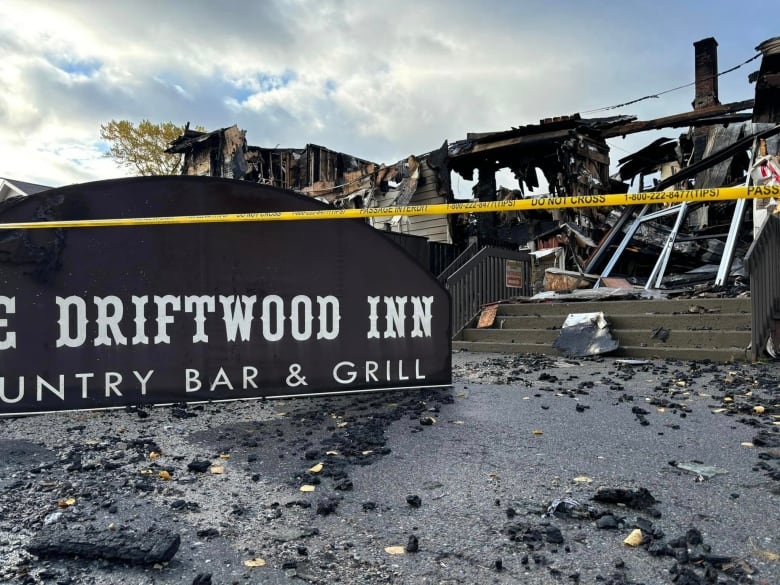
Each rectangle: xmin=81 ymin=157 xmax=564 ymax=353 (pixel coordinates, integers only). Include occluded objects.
xmin=366 ymin=296 xmax=380 ymax=339
xmin=0 ymin=369 xmax=157 ymax=404
xmin=154 ymin=295 xmax=181 ymax=344
xmin=221 ymin=295 xmax=256 ymax=342
xmin=53 ymin=294 xmax=343 ymax=348
xmin=290 ymin=295 xmax=312 ymax=341
xmin=315 ymin=296 xmax=340 ymax=340
xmin=55 ymin=296 xmax=88 ymax=348
xmin=410 ymin=296 xmax=433 ymax=338
xmin=260 ymin=295 xmax=284 ymax=342
xmin=366 ymin=296 xmax=433 ymax=339
xmin=332 ymin=359 xmax=426 ymax=384
xmin=185 ymin=295 xmax=215 ymax=343
xmin=0 ymin=296 xmax=16 ymax=350
xmin=184 ymin=366 xmax=265 ymax=392
xmin=94 ymin=296 xmax=127 ymax=346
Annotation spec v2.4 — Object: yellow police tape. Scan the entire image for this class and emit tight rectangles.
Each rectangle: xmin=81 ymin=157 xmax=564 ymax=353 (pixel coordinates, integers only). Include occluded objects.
xmin=1 ymin=185 xmax=778 ymax=230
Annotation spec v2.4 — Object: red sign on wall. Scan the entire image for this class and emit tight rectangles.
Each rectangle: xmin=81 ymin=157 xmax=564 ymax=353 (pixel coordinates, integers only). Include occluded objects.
xmin=505 ymin=259 xmax=524 ymax=288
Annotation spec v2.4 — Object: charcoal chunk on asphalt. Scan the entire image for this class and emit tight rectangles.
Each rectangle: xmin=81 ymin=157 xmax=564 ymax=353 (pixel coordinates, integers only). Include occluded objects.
xmin=504 ymin=522 xmax=545 ymax=543
xmin=633 ymin=517 xmax=654 ymax=534
xmin=647 ymin=542 xmax=674 ymax=557
xmin=171 ymin=408 xmax=197 ymax=419
xmin=592 ymin=487 xmax=656 ymax=510
xmin=406 ymin=494 xmax=422 ymax=508
xmin=406 ymin=535 xmax=419 ymax=553
xmin=703 ymin=554 xmax=732 ymax=567
xmin=316 ymin=497 xmax=340 ymax=516
xmin=26 ymin=524 xmax=180 ymax=564
xmin=596 ymin=515 xmax=619 ymax=530
xmin=752 ymin=430 xmax=780 ymax=448
xmin=187 ymin=459 xmax=211 ymax=473
xmin=334 ymin=479 xmax=353 ymax=491
xmin=686 ymin=527 xmax=703 ymax=545
xmin=545 ymin=526 xmax=564 ymax=544
xmin=670 ymin=565 xmax=704 ymax=585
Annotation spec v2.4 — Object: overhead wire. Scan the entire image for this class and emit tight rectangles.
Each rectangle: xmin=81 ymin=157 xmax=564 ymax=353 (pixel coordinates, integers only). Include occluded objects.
xmin=582 ymin=52 xmax=761 ymax=115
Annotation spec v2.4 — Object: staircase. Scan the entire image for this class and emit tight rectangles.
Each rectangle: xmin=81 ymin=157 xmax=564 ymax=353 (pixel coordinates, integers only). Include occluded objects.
xmin=453 ymin=297 xmax=752 ymax=362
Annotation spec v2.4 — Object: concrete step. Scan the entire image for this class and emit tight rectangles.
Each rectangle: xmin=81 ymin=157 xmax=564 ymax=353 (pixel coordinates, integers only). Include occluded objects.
xmin=461 ymin=327 xmax=751 ymax=348
xmin=453 ymin=340 xmax=751 ymax=362
xmin=494 ymin=297 xmax=751 ymax=317
xmin=496 ymin=313 xmax=750 ymax=331
xmin=455 ymin=296 xmax=752 ymax=362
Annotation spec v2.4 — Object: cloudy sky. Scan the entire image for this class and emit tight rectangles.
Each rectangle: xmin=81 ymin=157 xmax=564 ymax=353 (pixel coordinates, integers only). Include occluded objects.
xmin=0 ymin=1 xmax=774 ymax=196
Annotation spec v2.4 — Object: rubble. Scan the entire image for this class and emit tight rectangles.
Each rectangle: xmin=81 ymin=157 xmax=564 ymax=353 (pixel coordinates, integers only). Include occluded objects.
xmin=552 ymin=312 xmax=620 ymax=357
xmin=26 ymin=524 xmax=180 ymax=564
xmin=591 ymin=487 xmax=657 ymax=511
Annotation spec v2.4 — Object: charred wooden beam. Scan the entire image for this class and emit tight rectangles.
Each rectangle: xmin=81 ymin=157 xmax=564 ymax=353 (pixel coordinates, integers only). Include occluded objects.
xmin=450 ymin=129 xmax=572 ymax=158
xmin=26 ymin=525 xmax=181 ymax=565
xmin=601 ymin=100 xmax=754 ymax=138
xmin=652 ymin=123 xmax=780 ymax=191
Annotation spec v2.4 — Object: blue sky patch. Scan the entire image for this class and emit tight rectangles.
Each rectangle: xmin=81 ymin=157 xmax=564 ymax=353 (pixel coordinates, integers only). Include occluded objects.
xmin=257 ymin=69 xmax=297 ymax=92
xmin=48 ymin=55 xmax=102 ymax=78
xmin=230 ymin=69 xmax=298 ymax=103
xmin=232 ymin=86 xmax=255 ymax=103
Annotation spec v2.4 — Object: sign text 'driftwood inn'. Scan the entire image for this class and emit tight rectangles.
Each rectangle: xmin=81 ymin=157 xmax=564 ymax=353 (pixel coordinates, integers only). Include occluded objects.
xmin=0 ymin=293 xmax=435 ymax=398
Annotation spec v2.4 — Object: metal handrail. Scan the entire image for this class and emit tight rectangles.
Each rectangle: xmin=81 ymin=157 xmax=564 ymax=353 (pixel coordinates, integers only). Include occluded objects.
xmin=745 ymin=214 xmax=780 ymax=360
xmin=446 ymin=246 xmax=532 ymax=336
xmin=437 ymin=241 xmax=479 ymax=284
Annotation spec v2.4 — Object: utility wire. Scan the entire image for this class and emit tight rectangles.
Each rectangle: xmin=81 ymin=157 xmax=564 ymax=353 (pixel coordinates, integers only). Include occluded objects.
xmin=582 ymin=52 xmax=761 ymax=114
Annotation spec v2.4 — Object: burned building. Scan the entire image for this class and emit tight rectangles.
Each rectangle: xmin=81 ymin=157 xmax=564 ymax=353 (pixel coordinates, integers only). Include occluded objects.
xmin=446 ymin=36 xmax=779 ymax=293
xmin=167 ymin=128 xmax=454 ymax=244
xmin=167 ymin=36 xmax=780 ymax=295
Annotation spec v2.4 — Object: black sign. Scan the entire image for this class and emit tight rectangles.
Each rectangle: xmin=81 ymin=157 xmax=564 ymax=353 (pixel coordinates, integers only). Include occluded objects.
xmin=0 ymin=177 xmax=451 ymax=415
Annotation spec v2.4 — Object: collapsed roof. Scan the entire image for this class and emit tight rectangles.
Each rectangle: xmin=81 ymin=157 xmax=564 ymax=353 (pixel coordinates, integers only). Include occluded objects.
xmin=165 ymin=36 xmax=780 ymax=292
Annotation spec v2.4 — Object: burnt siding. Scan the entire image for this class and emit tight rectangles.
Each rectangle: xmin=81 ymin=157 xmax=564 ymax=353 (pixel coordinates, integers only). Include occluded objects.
xmin=405 ymin=162 xmax=451 ymax=243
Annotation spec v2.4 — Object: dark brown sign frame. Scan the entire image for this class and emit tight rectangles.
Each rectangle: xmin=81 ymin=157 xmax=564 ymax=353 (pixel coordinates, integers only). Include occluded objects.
xmin=0 ymin=177 xmax=451 ymax=415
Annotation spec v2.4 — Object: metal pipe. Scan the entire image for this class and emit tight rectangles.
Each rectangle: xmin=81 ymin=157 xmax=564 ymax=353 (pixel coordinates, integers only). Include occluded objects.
xmin=715 ymin=137 xmax=758 ymax=286
xmin=646 ymin=202 xmax=688 ymax=289
xmin=596 ymin=205 xmax=650 ymax=286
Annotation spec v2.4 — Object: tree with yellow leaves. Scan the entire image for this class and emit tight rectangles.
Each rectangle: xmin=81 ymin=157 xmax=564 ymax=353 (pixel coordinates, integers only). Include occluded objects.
xmin=99 ymin=120 xmax=200 ymax=176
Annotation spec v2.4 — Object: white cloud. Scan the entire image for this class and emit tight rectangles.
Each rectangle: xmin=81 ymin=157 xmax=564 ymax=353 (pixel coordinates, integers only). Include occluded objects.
xmin=0 ymin=0 xmax=774 ymax=189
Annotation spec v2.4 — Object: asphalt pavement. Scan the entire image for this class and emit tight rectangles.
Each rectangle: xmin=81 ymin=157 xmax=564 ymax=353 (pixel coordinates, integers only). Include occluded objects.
xmin=1 ymin=352 xmax=778 ymax=584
